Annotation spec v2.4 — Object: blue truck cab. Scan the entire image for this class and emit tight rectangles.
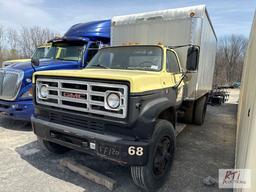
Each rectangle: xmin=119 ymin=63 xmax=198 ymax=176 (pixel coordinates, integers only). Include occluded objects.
xmin=0 ymin=20 xmax=110 ymax=121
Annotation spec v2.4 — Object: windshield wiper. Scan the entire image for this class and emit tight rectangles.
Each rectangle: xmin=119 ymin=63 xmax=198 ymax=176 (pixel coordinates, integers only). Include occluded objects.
xmin=41 ymin=57 xmax=52 ymax=59
xmin=55 ymin=58 xmax=67 ymax=60
xmin=55 ymin=58 xmax=76 ymax=61
xmin=90 ymin=64 xmax=109 ymax=69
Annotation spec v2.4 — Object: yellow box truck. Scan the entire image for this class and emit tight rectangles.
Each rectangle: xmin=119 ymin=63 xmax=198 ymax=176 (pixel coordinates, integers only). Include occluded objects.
xmin=32 ymin=5 xmax=216 ymax=191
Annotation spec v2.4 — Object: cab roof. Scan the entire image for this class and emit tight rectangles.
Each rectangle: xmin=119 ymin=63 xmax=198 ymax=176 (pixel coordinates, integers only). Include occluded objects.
xmin=49 ymin=20 xmax=111 ymax=44
xmin=99 ymin=44 xmax=167 ymax=50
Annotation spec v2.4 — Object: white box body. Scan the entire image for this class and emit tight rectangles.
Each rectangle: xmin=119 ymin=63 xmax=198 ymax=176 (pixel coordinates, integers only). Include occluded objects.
xmin=111 ymin=5 xmax=217 ymax=99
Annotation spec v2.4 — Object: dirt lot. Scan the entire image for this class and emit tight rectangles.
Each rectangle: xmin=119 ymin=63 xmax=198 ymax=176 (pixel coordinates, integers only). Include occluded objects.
xmin=0 ymin=89 xmax=239 ymax=192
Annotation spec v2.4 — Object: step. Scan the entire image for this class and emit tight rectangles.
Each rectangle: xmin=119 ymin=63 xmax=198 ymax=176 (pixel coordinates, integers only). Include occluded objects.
xmin=175 ymin=123 xmax=186 ymax=136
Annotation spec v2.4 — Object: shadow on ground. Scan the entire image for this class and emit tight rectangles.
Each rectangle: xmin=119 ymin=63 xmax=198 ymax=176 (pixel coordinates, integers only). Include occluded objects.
xmin=15 ymin=140 xmax=140 ymax=192
xmin=0 ymin=117 xmax=31 ymax=131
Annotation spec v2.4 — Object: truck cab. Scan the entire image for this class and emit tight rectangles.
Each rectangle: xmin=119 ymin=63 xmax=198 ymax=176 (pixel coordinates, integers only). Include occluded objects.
xmin=0 ymin=20 xmax=110 ymax=121
xmin=32 ymin=44 xmax=199 ymax=191
xmin=2 ymin=43 xmax=51 ymax=68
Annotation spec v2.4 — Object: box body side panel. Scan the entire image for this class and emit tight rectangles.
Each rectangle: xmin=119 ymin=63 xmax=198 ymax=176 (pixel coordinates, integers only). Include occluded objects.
xmin=195 ymin=13 xmax=217 ymax=98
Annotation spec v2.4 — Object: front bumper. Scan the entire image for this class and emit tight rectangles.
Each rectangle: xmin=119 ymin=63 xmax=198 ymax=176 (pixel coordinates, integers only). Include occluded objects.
xmin=0 ymin=99 xmax=33 ymax=121
xmin=31 ymin=116 xmax=150 ymax=166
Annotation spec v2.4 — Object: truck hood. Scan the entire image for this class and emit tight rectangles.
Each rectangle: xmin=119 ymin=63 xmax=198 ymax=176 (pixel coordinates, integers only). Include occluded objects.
xmin=3 ymin=59 xmax=30 ymax=63
xmin=33 ymin=68 xmax=174 ymax=93
xmin=6 ymin=59 xmax=79 ymax=73
xmin=6 ymin=59 xmax=79 ymax=90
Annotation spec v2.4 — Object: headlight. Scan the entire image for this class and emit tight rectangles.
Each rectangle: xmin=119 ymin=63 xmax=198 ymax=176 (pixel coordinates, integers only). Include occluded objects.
xmin=26 ymin=78 xmax=32 ymax=83
xmin=106 ymin=92 xmax=120 ymax=109
xmin=39 ymin=84 xmax=48 ymax=98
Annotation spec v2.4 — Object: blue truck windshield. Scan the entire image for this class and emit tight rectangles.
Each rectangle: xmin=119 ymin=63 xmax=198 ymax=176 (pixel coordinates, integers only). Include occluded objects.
xmin=32 ymin=47 xmax=51 ymax=59
xmin=87 ymin=46 xmax=162 ymax=71
xmin=46 ymin=43 xmax=85 ymax=62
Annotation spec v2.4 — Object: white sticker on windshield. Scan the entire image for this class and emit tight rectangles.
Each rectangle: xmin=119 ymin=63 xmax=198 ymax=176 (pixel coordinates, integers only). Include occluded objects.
xmin=151 ymin=65 xmax=158 ymax=70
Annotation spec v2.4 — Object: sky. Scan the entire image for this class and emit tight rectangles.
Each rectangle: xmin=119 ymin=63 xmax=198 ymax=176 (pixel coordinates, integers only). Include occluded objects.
xmin=0 ymin=0 xmax=255 ymax=38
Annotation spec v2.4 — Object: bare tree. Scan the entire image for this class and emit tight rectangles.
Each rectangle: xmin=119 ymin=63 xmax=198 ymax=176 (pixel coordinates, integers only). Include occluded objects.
xmin=213 ymin=35 xmax=248 ymax=87
xmin=19 ymin=26 xmax=56 ymax=57
xmin=6 ymin=28 xmax=20 ymax=59
xmin=0 ymin=26 xmax=57 ymax=65
xmin=213 ymin=48 xmax=226 ymax=86
xmin=0 ymin=26 xmax=6 ymax=63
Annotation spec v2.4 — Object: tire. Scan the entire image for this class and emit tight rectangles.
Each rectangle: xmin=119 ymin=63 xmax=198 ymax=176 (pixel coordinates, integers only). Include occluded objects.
xmin=131 ymin=120 xmax=176 ymax=192
xmin=40 ymin=139 xmax=70 ymax=154
xmin=193 ymin=95 xmax=207 ymax=125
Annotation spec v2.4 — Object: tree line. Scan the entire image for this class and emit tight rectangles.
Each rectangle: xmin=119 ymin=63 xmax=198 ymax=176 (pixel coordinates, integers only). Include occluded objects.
xmin=213 ymin=35 xmax=248 ymax=87
xmin=0 ymin=25 xmax=248 ymax=87
xmin=0 ymin=25 xmax=56 ymax=63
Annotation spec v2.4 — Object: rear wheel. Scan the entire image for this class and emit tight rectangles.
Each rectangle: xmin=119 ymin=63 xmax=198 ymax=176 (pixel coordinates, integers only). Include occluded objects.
xmin=40 ymin=139 xmax=70 ymax=154
xmin=131 ymin=120 xmax=176 ymax=191
xmin=193 ymin=95 xmax=207 ymax=125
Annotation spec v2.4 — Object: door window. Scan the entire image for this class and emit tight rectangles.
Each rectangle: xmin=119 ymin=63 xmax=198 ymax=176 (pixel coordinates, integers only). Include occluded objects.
xmin=166 ymin=50 xmax=180 ymax=73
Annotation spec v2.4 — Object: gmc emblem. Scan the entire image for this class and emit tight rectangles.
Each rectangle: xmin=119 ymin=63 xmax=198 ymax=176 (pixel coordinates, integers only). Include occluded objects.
xmin=63 ymin=92 xmax=81 ymax=99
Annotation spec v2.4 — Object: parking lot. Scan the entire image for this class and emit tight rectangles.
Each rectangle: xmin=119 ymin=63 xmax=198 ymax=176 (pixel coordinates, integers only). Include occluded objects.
xmin=0 ymin=89 xmax=239 ymax=192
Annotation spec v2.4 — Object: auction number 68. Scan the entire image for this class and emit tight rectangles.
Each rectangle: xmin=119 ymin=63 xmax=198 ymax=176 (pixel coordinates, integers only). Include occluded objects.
xmin=128 ymin=146 xmax=143 ymax=156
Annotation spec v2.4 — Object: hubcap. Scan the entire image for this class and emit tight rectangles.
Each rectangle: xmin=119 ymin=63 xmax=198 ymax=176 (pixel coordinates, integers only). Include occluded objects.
xmin=153 ymin=136 xmax=173 ymax=177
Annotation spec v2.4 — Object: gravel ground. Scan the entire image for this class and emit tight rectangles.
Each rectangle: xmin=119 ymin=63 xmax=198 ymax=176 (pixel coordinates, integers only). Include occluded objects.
xmin=0 ymin=89 xmax=238 ymax=192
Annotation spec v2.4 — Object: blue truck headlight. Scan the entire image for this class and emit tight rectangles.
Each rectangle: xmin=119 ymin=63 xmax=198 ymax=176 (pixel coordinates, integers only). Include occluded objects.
xmin=39 ymin=84 xmax=48 ymax=98
xmin=106 ymin=92 xmax=120 ymax=109
xmin=26 ymin=78 xmax=32 ymax=83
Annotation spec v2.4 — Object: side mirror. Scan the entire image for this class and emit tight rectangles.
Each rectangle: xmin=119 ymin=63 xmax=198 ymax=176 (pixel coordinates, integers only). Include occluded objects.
xmin=31 ymin=58 xmax=40 ymax=67
xmin=186 ymin=46 xmax=200 ymax=71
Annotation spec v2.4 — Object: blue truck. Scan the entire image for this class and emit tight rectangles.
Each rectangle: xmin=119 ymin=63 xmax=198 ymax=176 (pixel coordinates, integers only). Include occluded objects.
xmin=0 ymin=20 xmax=110 ymax=121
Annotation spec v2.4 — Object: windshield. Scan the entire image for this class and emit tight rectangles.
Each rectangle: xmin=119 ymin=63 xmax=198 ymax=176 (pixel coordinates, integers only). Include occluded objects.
xmin=32 ymin=47 xmax=51 ymax=59
xmin=46 ymin=42 xmax=85 ymax=61
xmin=87 ymin=46 xmax=162 ymax=71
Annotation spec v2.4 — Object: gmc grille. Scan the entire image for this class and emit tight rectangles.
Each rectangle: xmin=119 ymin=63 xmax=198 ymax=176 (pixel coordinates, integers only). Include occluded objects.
xmin=36 ymin=78 xmax=128 ymax=118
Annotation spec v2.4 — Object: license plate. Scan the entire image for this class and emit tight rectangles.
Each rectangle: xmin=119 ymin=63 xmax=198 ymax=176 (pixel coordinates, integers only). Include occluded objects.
xmin=97 ymin=143 xmax=121 ymax=158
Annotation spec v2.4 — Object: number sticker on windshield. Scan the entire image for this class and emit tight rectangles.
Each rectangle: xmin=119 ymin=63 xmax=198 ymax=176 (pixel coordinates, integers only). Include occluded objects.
xmin=151 ymin=65 xmax=158 ymax=70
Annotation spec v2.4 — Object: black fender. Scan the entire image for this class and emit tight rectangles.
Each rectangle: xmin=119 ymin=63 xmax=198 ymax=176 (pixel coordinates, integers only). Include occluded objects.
xmin=130 ymin=88 xmax=177 ymax=139
xmin=140 ymin=97 xmax=173 ymax=120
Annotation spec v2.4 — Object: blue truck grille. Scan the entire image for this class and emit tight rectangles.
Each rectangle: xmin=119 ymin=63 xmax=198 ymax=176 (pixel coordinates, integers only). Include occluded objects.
xmin=0 ymin=69 xmax=24 ymax=101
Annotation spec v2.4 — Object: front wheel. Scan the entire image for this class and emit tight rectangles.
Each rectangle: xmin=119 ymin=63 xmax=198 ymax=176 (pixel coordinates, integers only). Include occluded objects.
xmin=131 ymin=120 xmax=176 ymax=191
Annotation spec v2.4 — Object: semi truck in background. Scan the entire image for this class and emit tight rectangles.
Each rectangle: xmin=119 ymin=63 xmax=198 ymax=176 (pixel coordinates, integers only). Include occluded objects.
xmin=31 ymin=5 xmax=216 ymax=191
xmin=0 ymin=20 xmax=110 ymax=121
xmin=2 ymin=43 xmax=52 ymax=68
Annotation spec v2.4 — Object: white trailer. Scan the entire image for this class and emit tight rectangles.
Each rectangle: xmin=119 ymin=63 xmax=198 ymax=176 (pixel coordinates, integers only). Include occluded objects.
xmin=235 ymin=11 xmax=256 ymax=192
xmin=111 ymin=5 xmax=217 ymax=101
